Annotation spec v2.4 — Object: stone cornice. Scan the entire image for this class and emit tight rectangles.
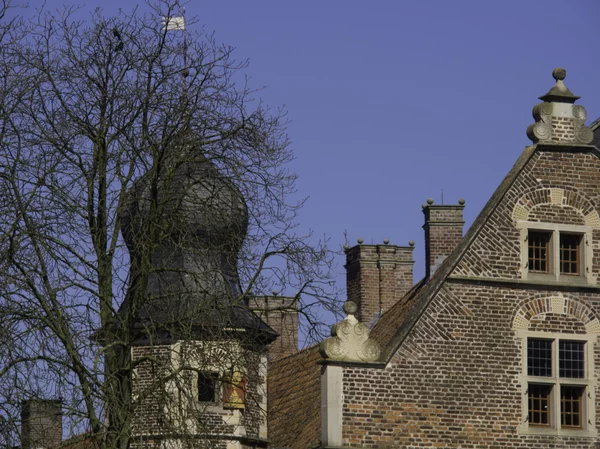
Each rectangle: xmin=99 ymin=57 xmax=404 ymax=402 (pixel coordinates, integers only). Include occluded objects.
xmin=447 ymin=275 xmax=600 ymax=292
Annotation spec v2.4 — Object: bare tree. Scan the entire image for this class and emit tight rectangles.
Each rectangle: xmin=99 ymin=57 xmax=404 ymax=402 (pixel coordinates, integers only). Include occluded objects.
xmin=0 ymin=2 xmax=340 ymax=449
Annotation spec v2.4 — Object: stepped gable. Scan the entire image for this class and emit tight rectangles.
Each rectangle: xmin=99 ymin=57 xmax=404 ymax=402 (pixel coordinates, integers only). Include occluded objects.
xmin=120 ymin=133 xmax=276 ymax=340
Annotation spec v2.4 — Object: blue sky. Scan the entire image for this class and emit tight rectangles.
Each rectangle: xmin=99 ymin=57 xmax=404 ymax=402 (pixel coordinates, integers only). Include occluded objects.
xmin=17 ymin=0 xmax=600 ymax=286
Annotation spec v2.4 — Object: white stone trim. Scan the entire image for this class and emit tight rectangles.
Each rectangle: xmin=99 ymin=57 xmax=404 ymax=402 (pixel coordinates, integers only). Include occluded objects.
xmin=321 ymin=365 xmax=343 ymax=447
xmin=516 ymin=221 xmax=596 ymax=285
xmin=511 ymin=295 xmax=600 ymax=333
xmin=550 ymin=188 xmax=565 ymax=205
xmin=516 ymin=330 xmax=598 ymax=437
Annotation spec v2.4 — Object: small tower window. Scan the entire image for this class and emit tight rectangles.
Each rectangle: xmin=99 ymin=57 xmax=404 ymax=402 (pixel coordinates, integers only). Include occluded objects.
xmin=198 ymin=372 xmax=219 ymax=402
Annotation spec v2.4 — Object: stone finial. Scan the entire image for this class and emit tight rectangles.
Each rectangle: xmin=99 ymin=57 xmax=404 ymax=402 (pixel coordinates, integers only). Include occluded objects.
xmin=539 ymin=68 xmax=579 ymax=103
xmin=526 ymin=68 xmax=593 ymax=145
xmin=319 ymin=301 xmax=381 ymax=363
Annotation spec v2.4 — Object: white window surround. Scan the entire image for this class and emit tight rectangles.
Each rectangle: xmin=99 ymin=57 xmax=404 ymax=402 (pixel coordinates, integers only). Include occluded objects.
xmin=516 ymin=329 xmax=598 ymax=437
xmin=517 ymin=221 xmax=596 ymax=285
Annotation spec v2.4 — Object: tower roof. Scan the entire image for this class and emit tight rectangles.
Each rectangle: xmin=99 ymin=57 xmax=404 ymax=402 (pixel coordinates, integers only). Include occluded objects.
xmin=120 ymin=135 xmax=276 ymax=343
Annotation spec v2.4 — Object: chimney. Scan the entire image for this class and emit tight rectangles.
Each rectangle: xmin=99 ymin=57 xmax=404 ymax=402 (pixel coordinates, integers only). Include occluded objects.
xmin=423 ymin=198 xmax=465 ymax=278
xmin=345 ymin=240 xmax=415 ymax=325
xmin=21 ymin=400 xmax=62 ymax=449
xmin=249 ymin=295 xmax=298 ymax=362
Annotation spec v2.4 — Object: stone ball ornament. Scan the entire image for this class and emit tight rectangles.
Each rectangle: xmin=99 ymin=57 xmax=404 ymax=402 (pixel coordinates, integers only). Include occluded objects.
xmin=343 ymin=301 xmax=358 ymax=316
xmin=552 ymin=67 xmax=566 ymax=81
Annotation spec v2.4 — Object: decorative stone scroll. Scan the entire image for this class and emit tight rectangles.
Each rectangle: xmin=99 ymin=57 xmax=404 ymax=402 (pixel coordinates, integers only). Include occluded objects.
xmin=526 ymin=68 xmax=593 ymax=145
xmin=320 ymin=301 xmax=381 ymax=362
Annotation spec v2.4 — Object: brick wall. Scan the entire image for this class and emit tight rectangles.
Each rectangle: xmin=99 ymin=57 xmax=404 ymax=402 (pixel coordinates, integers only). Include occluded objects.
xmin=552 ymin=116 xmax=576 ymax=142
xmin=342 ymin=284 xmax=600 ymax=448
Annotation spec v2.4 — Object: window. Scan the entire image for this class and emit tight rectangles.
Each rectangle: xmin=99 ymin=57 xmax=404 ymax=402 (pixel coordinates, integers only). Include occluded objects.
xmin=528 ymin=231 xmax=551 ymax=273
xmin=528 ymin=230 xmax=583 ymax=277
xmin=522 ymin=337 xmax=594 ymax=433
xmin=519 ymin=223 xmax=592 ymax=284
xmin=198 ymin=372 xmax=219 ymax=402
xmin=559 ymin=234 xmax=582 ymax=275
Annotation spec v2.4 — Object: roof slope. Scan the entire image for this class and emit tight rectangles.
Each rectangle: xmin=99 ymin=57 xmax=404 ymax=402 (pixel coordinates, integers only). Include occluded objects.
xmin=591 ymin=116 xmax=600 ymax=147
xmin=369 ymin=277 xmax=426 ymax=347
xmin=373 ymin=140 xmax=600 ymax=361
xmin=372 ymin=144 xmax=538 ymax=360
xmin=268 ymin=346 xmax=322 ymax=449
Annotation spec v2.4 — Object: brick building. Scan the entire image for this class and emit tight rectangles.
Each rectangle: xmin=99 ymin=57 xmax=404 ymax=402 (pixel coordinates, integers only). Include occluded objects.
xmin=20 ymin=69 xmax=600 ymax=449
xmin=269 ymin=68 xmax=600 ymax=448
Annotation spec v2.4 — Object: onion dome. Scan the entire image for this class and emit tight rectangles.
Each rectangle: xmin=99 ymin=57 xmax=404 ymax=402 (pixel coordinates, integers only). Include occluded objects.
xmin=121 ymin=137 xmax=275 ymax=341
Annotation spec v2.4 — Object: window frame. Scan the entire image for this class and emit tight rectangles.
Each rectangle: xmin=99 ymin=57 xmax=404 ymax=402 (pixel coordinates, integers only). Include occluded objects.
xmin=559 ymin=233 xmax=583 ymax=276
xmin=197 ymin=371 xmax=220 ymax=404
xmin=517 ymin=330 xmax=597 ymax=437
xmin=518 ymin=222 xmax=593 ymax=285
xmin=528 ymin=230 xmax=552 ymax=274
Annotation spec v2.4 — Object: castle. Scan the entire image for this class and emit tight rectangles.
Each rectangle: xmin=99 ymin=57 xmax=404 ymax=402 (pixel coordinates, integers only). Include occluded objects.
xmin=19 ymin=68 xmax=600 ymax=449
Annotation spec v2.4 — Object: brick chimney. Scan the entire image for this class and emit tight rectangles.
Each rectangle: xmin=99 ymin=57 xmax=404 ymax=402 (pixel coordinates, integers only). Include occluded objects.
xmin=422 ymin=198 xmax=465 ymax=278
xmin=345 ymin=240 xmax=415 ymax=325
xmin=21 ymin=400 xmax=62 ymax=449
xmin=249 ymin=295 xmax=298 ymax=362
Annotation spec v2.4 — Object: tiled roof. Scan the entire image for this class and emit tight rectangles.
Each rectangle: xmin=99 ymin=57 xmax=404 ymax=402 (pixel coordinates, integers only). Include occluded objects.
xmin=268 ymin=345 xmax=322 ymax=449
xmin=369 ymin=277 xmax=427 ymax=348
